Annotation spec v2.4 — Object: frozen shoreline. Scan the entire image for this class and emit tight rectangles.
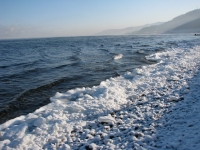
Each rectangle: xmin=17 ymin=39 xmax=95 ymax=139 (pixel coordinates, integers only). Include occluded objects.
xmin=0 ymin=44 xmax=200 ymax=149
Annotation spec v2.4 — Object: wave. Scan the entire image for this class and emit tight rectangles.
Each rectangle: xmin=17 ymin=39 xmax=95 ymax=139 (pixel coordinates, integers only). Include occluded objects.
xmin=113 ymin=54 xmax=123 ymax=60
xmin=145 ymin=53 xmax=162 ymax=62
xmin=98 ymin=48 xmax=109 ymax=52
xmin=140 ymin=44 xmax=150 ymax=47
xmin=0 ymin=75 xmax=83 ymax=123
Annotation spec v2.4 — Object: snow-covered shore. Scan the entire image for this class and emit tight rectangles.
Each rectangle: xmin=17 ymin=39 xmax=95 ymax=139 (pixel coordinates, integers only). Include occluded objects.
xmin=0 ymin=43 xmax=200 ymax=149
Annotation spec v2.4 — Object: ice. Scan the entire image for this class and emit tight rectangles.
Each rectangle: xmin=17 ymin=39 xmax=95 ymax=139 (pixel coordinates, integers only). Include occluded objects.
xmin=0 ymin=116 xmax=25 ymax=131
xmin=89 ymin=143 xmax=98 ymax=149
xmin=33 ymin=117 xmax=46 ymax=127
xmin=0 ymin=42 xmax=200 ymax=149
xmin=167 ymin=96 xmax=180 ymax=101
xmin=0 ymin=140 xmax=10 ymax=149
xmin=3 ymin=123 xmax=28 ymax=140
xmin=98 ymin=114 xmax=115 ymax=124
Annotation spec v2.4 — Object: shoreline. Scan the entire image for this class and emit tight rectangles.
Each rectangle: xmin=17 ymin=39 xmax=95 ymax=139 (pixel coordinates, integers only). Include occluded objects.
xmin=0 ymin=44 xmax=200 ymax=149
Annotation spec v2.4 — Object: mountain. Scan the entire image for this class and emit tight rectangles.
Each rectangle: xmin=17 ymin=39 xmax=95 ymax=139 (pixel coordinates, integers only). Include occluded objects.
xmin=166 ymin=18 xmax=200 ymax=33
xmin=95 ymin=22 xmax=163 ymax=36
xmin=134 ymin=9 xmax=200 ymax=34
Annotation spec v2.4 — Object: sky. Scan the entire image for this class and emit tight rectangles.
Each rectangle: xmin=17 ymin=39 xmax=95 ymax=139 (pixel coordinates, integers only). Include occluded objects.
xmin=0 ymin=0 xmax=200 ymax=39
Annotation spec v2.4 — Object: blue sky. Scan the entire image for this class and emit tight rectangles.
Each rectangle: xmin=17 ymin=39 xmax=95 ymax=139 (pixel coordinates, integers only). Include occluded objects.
xmin=0 ymin=0 xmax=200 ymax=39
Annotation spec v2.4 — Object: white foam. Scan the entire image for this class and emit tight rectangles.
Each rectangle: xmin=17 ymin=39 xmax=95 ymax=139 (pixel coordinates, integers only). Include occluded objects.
xmin=113 ymin=53 xmax=123 ymax=60
xmin=0 ymin=41 xmax=200 ymax=149
xmin=138 ymin=50 xmax=145 ymax=54
xmin=145 ymin=53 xmax=162 ymax=61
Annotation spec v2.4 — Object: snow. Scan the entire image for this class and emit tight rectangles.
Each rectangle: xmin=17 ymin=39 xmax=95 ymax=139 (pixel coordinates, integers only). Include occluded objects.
xmin=98 ymin=114 xmax=116 ymax=124
xmin=0 ymin=42 xmax=200 ymax=149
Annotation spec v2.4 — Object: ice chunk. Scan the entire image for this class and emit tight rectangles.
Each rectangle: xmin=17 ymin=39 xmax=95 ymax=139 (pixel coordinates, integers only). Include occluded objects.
xmin=167 ymin=96 xmax=180 ymax=102
xmin=98 ymin=114 xmax=115 ymax=124
xmin=34 ymin=117 xmax=46 ymax=127
xmin=89 ymin=143 xmax=98 ymax=149
xmin=50 ymin=92 xmax=69 ymax=102
xmin=26 ymin=114 xmax=38 ymax=124
xmin=66 ymin=103 xmax=86 ymax=113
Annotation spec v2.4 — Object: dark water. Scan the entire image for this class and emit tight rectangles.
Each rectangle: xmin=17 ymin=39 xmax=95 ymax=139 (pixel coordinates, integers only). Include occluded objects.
xmin=0 ymin=35 xmax=197 ymax=123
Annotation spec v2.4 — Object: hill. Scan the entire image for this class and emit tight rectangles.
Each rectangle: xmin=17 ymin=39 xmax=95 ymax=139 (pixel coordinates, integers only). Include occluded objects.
xmin=95 ymin=22 xmax=163 ymax=36
xmin=134 ymin=9 xmax=200 ymax=34
xmin=166 ymin=18 xmax=200 ymax=33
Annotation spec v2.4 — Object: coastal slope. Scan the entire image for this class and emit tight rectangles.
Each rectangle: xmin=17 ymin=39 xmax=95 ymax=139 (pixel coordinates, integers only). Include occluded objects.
xmin=96 ymin=22 xmax=163 ymax=35
xmin=134 ymin=9 xmax=200 ymax=34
